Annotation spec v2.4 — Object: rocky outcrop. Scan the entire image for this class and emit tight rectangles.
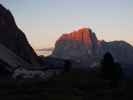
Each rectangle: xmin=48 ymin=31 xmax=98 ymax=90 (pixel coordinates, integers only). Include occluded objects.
xmin=56 ymin=28 xmax=98 ymax=51
xmin=57 ymin=28 xmax=95 ymax=46
xmin=99 ymin=41 xmax=133 ymax=65
xmin=53 ymin=27 xmax=133 ymax=67
xmin=52 ymin=28 xmax=99 ymax=67
xmin=0 ymin=4 xmax=39 ymax=66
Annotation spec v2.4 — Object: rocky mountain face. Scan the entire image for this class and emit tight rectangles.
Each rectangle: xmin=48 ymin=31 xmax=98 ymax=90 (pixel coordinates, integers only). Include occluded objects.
xmin=99 ymin=41 xmax=133 ymax=65
xmin=0 ymin=4 xmax=39 ymax=67
xmin=56 ymin=28 xmax=97 ymax=47
xmin=52 ymin=28 xmax=133 ymax=67
xmin=52 ymin=28 xmax=100 ymax=67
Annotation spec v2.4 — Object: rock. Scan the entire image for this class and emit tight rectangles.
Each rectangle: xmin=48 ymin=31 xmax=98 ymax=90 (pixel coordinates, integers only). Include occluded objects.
xmin=99 ymin=41 xmax=133 ymax=65
xmin=52 ymin=28 xmax=99 ymax=67
xmin=0 ymin=4 xmax=39 ymax=66
xmin=52 ymin=27 xmax=133 ymax=68
xmin=12 ymin=68 xmax=45 ymax=80
xmin=56 ymin=28 xmax=98 ymax=51
xmin=12 ymin=67 xmax=61 ymax=80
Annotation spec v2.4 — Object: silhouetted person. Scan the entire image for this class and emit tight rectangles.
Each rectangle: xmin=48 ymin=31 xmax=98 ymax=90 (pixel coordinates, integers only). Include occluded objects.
xmin=100 ymin=52 xmax=122 ymax=87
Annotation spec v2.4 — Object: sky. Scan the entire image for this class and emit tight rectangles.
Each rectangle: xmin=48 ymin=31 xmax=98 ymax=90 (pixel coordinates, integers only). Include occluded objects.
xmin=0 ymin=0 xmax=133 ymax=49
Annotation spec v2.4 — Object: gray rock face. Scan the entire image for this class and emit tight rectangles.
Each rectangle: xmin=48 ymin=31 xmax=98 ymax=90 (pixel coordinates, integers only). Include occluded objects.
xmin=52 ymin=28 xmax=133 ymax=67
xmin=0 ymin=4 xmax=39 ymax=66
xmin=52 ymin=28 xmax=100 ymax=67
xmin=99 ymin=41 xmax=133 ymax=65
xmin=53 ymin=40 xmax=90 ymax=66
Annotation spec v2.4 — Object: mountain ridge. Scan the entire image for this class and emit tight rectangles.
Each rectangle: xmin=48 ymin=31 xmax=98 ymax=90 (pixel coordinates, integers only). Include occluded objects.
xmin=52 ymin=27 xmax=133 ymax=67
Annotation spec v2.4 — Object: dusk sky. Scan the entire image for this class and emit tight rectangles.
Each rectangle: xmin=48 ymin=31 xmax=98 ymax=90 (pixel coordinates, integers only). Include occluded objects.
xmin=0 ymin=0 xmax=133 ymax=49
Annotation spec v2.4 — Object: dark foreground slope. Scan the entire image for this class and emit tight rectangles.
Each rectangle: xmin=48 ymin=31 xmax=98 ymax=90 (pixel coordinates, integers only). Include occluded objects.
xmin=0 ymin=68 xmax=132 ymax=100
xmin=0 ymin=4 xmax=39 ymax=66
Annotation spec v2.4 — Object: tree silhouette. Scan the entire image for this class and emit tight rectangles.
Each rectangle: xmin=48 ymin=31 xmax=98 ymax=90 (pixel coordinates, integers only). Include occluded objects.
xmin=100 ymin=52 xmax=123 ymax=87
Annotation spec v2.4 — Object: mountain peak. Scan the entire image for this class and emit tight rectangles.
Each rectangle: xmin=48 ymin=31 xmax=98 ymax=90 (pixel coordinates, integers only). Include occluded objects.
xmin=0 ymin=4 xmax=17 ymax=32
xmin=56 ymin=27 xmax=98 ymax=47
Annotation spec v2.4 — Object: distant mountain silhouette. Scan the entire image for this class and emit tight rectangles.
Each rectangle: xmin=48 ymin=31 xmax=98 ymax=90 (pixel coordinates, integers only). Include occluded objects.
xmin=52 ymin=28 xmax=133 ymax=67
xmin=0 ymin=4 xmax=39 ymax=67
